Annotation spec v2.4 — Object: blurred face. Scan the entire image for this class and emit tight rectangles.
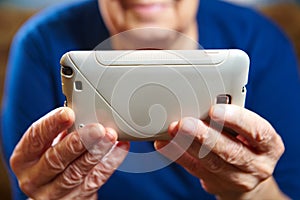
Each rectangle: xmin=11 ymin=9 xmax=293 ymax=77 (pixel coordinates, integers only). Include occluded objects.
xmin=98 ymin=0 xmax=200 ymax=49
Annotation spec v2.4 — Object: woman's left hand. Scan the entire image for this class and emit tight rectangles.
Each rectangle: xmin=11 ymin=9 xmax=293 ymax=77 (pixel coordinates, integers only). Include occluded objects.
xmin=155 ymin=104 xmax=288 ymax=200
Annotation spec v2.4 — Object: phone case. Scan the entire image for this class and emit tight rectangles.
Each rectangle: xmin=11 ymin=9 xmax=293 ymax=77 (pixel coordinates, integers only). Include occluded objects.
xmin=60 ymin=49 xmax=249 ymax=140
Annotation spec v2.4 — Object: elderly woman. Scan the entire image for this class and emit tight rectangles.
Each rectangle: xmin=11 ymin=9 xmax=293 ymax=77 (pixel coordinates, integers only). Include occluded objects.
xmin=1 ymin=0 xmax=300 ymax=199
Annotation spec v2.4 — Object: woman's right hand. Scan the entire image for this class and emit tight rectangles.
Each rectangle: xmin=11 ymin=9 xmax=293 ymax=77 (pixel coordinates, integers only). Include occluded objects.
xmin=10 ymin=107 xmax=130 ymax=200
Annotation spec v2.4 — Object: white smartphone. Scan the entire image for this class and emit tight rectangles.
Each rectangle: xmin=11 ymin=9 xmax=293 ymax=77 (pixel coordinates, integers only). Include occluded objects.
xmin=60 ymin=49 xmax=249 ymax=140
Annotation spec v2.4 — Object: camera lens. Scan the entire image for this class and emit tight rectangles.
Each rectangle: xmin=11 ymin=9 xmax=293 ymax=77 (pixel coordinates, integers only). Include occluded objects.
xmin=61 ymin=66 xmax=73 ymax=76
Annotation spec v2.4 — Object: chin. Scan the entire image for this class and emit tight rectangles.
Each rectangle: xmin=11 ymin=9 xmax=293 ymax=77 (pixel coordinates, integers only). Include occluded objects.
xmin=117 ymin=26 xmax=180 ymax=49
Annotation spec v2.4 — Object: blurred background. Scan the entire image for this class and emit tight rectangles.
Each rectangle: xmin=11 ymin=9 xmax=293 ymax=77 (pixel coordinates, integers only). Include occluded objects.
xmin=0 ymin=0 xmax=77 ymax=9
xmin=0 ymin=0 xmax=300 ymax=199
xmin=0 ymin=2 xmax=34 ymax=200
xmin=224 ymin=0 xmax=300 ymax=61
xmin=0 ymin=1 xmax=79 ymax=199
xmin=224 ymin=0 xmax=298 ymax=7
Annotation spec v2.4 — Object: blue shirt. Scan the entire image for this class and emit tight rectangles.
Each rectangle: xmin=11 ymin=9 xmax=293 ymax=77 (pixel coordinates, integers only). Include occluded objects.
xmin=2 ymin=0 xmax=300 ymax=199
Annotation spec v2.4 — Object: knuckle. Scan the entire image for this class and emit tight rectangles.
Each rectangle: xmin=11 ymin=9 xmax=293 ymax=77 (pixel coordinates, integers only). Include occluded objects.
xmin=44 ymin=147 xmax=65 ymax=172
xmin=9 ymin=155 xmax=18 ymax=172
xmin=254 ymin=163 xmax=273 ymax=181
xmin=238 ymin=181 xmax=256 ymax=192
xmin=278 ymin=140 xmax=285 ymax=155
xmin=204 ymin=155 xmax=224 ymax=173
xmin=83 ymin=152 xmax=101 ymax=166
xmin=43 ymin=116 xmax=59 ymax=135
xmin=29 ymin=123 xmax=45 ymax=150
xmin=252 ymin=118 xmax=279 ymax=151
xmin=224 ymin=142 xmax=248 ymax=165
xmin=60 ymin=164 xmax=84 ymax=189
xmin=84 ymin=166 xmax=107 ymax=192
xmin=71 ymin=153 xmax=101 ymax=176
xmin=274 ymin=135 xmax=285 ymax=158
xmin=59 ymin=152 xmax=102 ymax=190
xmin=255 ymin=124 xmax=273 ymax=146
xmin=276 ymin=145 xmax=285 ymax=159
xmin=257 ymin=168 xmax=272 ymax=181
xmin=66 ymin=133 xmax=85 ymax=154
xmin=19 ymin=178 xmax=35 ymax=197
xmin=256 ymin=125 xmax=285 ymax=159
xmin=230 ymin=173 xmax=257 ymax=192
xmin=41 ymin=111 xmax=63 ymax=136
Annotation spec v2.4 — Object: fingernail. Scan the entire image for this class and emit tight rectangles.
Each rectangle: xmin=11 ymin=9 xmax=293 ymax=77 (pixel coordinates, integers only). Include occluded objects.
xmin=105 ymin=128 xmax=117 ymax=142
xmin=79 ymin=124 xmax=105 ymax=147
xmin=180 ymin=118 xmax=196 ymax=134
xmin=59 ymin=109 xmax=69 ymax=122
xmin=89 ymin=124 xmax=106 ymax=139
xmin=116 ymin=141 xmax=130 ymax=150
xmin=212 ymin=105 xmax=226 ymax=119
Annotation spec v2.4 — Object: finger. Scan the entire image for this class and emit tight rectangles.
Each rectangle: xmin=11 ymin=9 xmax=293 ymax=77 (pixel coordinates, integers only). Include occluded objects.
xmin=155 ymin=140 xmax=262 ymax=194
xmin=154 ymin=140 xmax=204 ymax=176
xmin=156 ymin=134 xmax=234 ymax=177
xmin=154 ymin=140 xmax=224 ymax=190
xmin=181 ymin=147 xmax=265 ymax=194
xmin=41 ymin=141 xmax=129 ymax=200
xmin=59 ymin=141 xmax=129 ymax=200
xmin=168 ymin=121 xmax=179 ymax=135
xmin=11 ymin=107 xmax=75 ymax=168
xmin=155 ymin=140 xmax=228 ymax=194
xmin=168 ymin=118 xmax=276 ymax=177
xmin=24 ymin=124 xmax=106 ymax=191
xmin=34 ymin=127 xmax=120 ymax=199
xmin=209 ymin=104 xmax=284 ymax=154
xmin=78 ymin=141 xmax=130 ymax=198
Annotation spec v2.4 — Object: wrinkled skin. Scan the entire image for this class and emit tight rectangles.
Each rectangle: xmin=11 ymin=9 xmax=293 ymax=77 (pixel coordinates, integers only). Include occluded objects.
xmin=10 ymin=108 xmax=130 ymax=199
xmin=155 ymin=104 xmax=288 ymax=199
xmin=10 ymin=0 xmax=290 ymax=199
xmin=10 ymin=105 xmax=288 ymax=199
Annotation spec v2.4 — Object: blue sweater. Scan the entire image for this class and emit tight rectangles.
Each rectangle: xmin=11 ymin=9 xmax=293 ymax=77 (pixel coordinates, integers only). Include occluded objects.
xmin=2 ymin=0 xmax=300 ymax=199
